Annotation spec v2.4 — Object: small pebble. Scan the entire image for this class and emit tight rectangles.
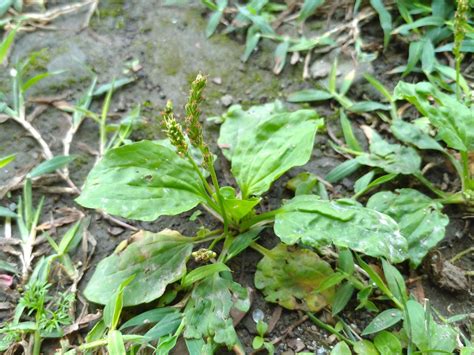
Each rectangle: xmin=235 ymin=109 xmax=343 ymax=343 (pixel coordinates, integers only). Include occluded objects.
xmin=220 ymin=94 xmax=234 ymax=107
xmin=108 ymin=226 xmax=125 ymax=236
xmin=212 ymin=77 xmax=222 ymax=85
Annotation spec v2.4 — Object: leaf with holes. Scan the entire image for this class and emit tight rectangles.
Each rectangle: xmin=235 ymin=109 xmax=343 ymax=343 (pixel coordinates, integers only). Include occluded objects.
xmin=184 ymin=274 xmax=249 ymax=349
xmin=84 ymin=230 xmax=193 ymax=306
xmin=274 ymin=195 xmax=408 ymax=263
xmin=254 ymin=243 xmax=335 ymax=311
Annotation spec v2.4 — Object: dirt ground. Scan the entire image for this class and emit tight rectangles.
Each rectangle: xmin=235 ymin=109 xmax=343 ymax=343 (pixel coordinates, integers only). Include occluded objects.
xmin=0 ymin=1 xmax=472 ymax=353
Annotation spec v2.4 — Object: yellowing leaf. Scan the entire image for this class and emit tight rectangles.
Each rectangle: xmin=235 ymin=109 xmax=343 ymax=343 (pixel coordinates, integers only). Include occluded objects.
xmin=254 ymin=243 xmax=335 ymax=311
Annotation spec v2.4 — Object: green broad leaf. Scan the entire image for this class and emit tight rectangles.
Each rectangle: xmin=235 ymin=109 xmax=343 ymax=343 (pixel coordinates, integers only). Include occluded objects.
xmin=181 ymin=263 xmax=230 ymax=287
xmin=184 ymin=274 xmax=250 ymax=348
xmin=298 ymin=0 xmax=324 ymax=22
xmin=155 ymin=138 xmax=213 ymax=178
xmin=362 ymin=309 xmax=403 ymax=335
xmin=218 ymin=101 xmax=286 ymax=160
xmin=28 ymin=155 xmax=77 ymax=178
xmin=403 ymin=300 xmax=457 ymax=354
xmin=107 ymin=330 xmax=126 ymax=355
xmin=332 ymin=282 xmax=354 ymax=315
xmin=391 ymin=119 xmax=444 ymax=151
xmin=231 ymin=108 xmax=323 ymax=197
xmin=325 ymin=159 xmax=362 ymax=183
xmin=120 ymin=307 xmax=176 ymax=330
xmin=254 ymin=243 xmax=335 ymax=311
xmin=348 ymin=101 xmax=391 ymax=113
xmin=331 ymin=341 xmax=351 ymax=355
xmin=84 ymin=230 xmax=193 ymax=306
xmin=394 ymin=81 xmax=474 ymax=152
xmin=367 ymin=188 xmax=449 ymax=267
xmin=225 ymin=227 xmax=262 ymax=262
xmin=374 ymin=331 xmax=402 ymax=355
xmin=287 ymin=89 xmax=333 ymax=103
xmin=356 ymin=126 xmax=421 ymax=175
xmin=353 ymin=340 xmax=379 ymax=355
xmin=275 ymin=195 xmax=408 ymax=262
xmin=0 ymin=154 xmax=15 ymax=168
xmin=76 ymin=141 xmax=207 ymax=221
xmin=219 ymin=186 xmax=260 ymax=222
xmin=370 ymin=0 xmax=392 ymax=48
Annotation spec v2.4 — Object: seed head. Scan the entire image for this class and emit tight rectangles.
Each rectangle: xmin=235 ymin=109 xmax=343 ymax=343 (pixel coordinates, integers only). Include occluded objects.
xmin=185 ymin=73 xmax=207 ymax=148
xmin=192 ymin=248 xmax=217 ymax=263
xmin=161 ymin=100 xmax=188 ymax=157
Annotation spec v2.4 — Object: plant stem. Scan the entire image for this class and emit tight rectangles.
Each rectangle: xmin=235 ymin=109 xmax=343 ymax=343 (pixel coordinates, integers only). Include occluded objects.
xmin=413 ymin=173 xmax=448 ymax=199
xmin=185 ymin=153 xmax=220 ymax=212
xmin=240 ymin=210 xmax=278 ymax=231
xmin=208 ymin=234 xmax=225 ymax=250
xmin=460 ymin=151 xmax=470 ymax=189
xmin=32 ymin=330 xmax=42 ymax=355
xmin=192 ymin=229 xmax=223 ymax=241
xmin=250 ymin=242 xmax=272 ymax=258
xmin=306 ymin=312 xmax=355 ymax=346
xmin=209 ymin=167 xmax=229 ymax=234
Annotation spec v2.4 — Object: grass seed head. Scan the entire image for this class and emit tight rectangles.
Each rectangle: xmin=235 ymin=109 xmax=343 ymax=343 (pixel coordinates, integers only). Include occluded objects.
xmin=161 ymin=100 xmax=188 ymax=157
xmin=185 ymin=73 xmax=207 ymax=148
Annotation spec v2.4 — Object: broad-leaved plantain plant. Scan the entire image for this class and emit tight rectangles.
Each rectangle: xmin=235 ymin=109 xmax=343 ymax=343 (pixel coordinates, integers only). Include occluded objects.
xmin=76 ymin=74 xmax=411 ymax=353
